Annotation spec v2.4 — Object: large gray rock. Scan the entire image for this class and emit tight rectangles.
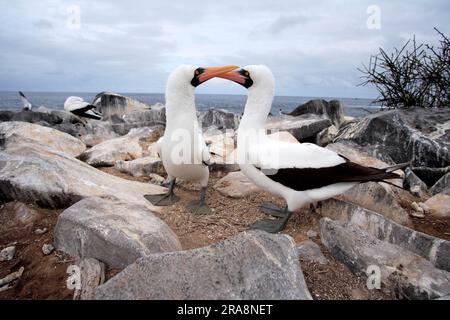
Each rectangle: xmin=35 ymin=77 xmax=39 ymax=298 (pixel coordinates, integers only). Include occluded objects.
xmin=338 ymin=182 xmax=411 ymax=226
xmin=318 ymin=198 xmax=450 ymax=272
xmin=335 ymin=108 xmax=450 ymax=168
xmin=0 ymin=121 xmax=86 ymax=157
xmin=79 ymin=127 xmax=162 ymax=167
xmin=265 ymin=114 xmax=331 ymax=142
xmin=289 ymin=99 xmax=345 ymax=129
xmin=54 ymin=197 xmax=181 ymax=269
xmin=92 ymin=92 xmax=152 ymax=117
xmin=199 ymin=108 xmax=240 ymax=130
xmin=404 ymin=167 xmax=428 ymax=198
xmin=93 ymin=231 xmax=312 ymax=300
xmin=115 ymin=156 xmax=164 ymax=177
xmin=108 ymin=108 xmax=166 ymax=136
xmin=411 ymin=166 xmax=450 ymax=187
xmin=430 ymin=173 xmax=450 ymax=195
xmin=0 ymin=137 xmax=165 ymax=208
xmin=320 ymin=218 xmax=450 ymax=300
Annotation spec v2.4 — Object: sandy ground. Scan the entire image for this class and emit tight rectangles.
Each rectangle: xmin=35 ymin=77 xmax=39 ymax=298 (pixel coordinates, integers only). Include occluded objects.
xmin=1 ymin=167 xmax=449 ymax=300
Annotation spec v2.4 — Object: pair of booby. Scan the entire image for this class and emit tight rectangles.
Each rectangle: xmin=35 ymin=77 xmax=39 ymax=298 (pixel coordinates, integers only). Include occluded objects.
xmin=64 ymin=96 xmax=103 ymax=120
xmin=144 ymin=65 xmax=239 ymax=214
xmin=215 ymin=65 xmax=408 ymax=233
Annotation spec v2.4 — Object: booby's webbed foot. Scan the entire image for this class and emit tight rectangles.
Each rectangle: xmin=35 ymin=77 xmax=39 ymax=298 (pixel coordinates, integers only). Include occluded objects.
xmin=249 ymin=218 xmax=287 ymax=233
xmin=144 ymin=193 xmax=180 ymax=206
xmin=259 ymin=202 xmax=289 ymax=218
xmin=187 ymin=201 xmax=212 ymax=215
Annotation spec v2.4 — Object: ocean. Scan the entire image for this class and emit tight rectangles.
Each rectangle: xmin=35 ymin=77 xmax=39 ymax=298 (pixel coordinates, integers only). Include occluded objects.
xmin=0 ymin=91 xmax=380 ymax=118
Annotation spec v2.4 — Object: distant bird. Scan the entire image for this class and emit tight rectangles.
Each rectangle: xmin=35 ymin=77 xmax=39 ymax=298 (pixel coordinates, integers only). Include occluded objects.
xmin=218 ymin=65 xmax=409 ymax=233
xmin=144 ymin=65 xmax=239 ymax=215
xmin=64 ymin=96 xmax=102 ymax=120
xmin=19 ymin=91 xmax=33 ymax=111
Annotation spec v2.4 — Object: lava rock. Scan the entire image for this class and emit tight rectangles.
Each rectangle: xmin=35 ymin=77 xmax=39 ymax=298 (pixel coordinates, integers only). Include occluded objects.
xmin=266 ymin=114 xmax=331 ymax=142
xmin=289 ymin=99 xmax=345 ymax=129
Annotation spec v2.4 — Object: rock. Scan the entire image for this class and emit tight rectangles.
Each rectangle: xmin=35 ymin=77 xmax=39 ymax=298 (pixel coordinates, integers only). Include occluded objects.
xmin=424 ymin=194 xmax=450 ymax=218
xmin=418 ymin=202 xmax=431 ymax=214
xmin=410 ymin=202 xmax=424 ymax=214
xmin=1 ymin=202 xmax=41 ymax=226
xmin=79 ymin=127 xmax=162 ymax=167
xmin=34 ymin=228 xmax=48 ymax=235
xmin=42 ymin=244 xmax=54 ymax=255
xmin=0 ymin=267 xmax=24 ymax=292
xmin=93 ymin=231 xmax=312 ymax=300
xmin=317 ymin=198 xmax=450 ymax=272
xmin=306 ymin=229 xmax=318 ymax=238
xmin=335 ymin=107 xmax=450 ymax=168
xmin=327 ymin=141 xmax=404 ymax=187
xmin=79 ymin=258 xmax=105 ymax=300
xmin=0 ymin=246 xmax=16 ymax=262
xmin=316 ymin=125 xmax=338 ymax=146
xmin=92 ymin=92 xmax=152 ymax=117
xmin=288 ymin=99 xmax=345 ymax=129
xmin=265 ymin=114 xmax=331 ymax=142
xmin=430 ymin=173 xmax=450 ymax=195
xmin=78 ymin=121 xmax=119 ymax=147
xmin=404 ymin=168 xmax=428 ymax=198
xmin=411 ymin=166 xmax=450 ymax=187
xmin=149 ymin=173 xmax=165 ymax=185
xmin=267 ymin=131 xmax=300 ymax=144
xmin=54 ymin=197 xmax=181 ymax=269
xmin=0 ymin=138 xmax=166 ymax=208
xmin=110 ymin=108 xmax=166 ymax=135
xmin=0 ymin=121 xmax=86 ymax=157
xmin=338 ymin=182 xmax=411 ymax=226
xmin=115 ymin=157 xmax=164 ymax=177
xmin=199 ymin=108 xmax=240 ymax=130
xmin=214 ymin=171 xmax=260 ymax=198
xmin=410 ymin=211 xmax=425 ymax=219
xmin=297 ymin=240 xmax=328 ymax=265
xmin=320 ymin=217 xmax=450 ymax=299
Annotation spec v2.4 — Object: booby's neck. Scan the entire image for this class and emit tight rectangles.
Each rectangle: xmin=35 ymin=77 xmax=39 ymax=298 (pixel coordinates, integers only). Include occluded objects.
xmin=238 ymin=86 xmax=273 ymax=131
xmin=165 ymin=86 xmax=197 ymax=131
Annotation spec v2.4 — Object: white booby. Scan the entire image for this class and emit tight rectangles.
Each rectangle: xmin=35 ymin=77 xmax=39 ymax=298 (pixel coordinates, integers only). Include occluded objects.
xmin=19 ymin=91 xmax=33 ymax=111
xmin=144 ymin=65 xmax=239 ymax=215
xmin=218 ymin=65 xmax=409 ymax=233
xmin=64 ymin=96 xmax=102 ymax=120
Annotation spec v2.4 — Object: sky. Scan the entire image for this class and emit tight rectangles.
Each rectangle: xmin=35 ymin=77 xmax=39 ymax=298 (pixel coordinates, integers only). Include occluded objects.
xmin=0 ymin=0 xmax=448 ymax=98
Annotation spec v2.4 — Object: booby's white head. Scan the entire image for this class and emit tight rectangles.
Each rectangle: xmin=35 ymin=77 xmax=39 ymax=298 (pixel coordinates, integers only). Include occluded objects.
xmin=218 ymin=65 xmax=275 ymax=120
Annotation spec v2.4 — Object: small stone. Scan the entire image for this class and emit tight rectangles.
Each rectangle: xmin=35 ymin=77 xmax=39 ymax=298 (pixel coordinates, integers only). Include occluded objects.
xmin=418 ymin=202 xmax=431 ymax=214
xmin=0 ymin=246 xmax=16 ymax=262
xmin=149 ymin=173 xmax=165 ymax=185
xmin=306 ymin=230 xmax=318 ymax=238
xmin=34 ymin=228 xmax=48 ymax=235
xmin=42 ymin=244 xmax=54 ymax=255
xmin=0 ymin=267 xmax=25 ymax=292
xmin=297 ymin=240 xmax=329 ymax=265
xmin=410 ymin=211 xmax=425 ymax=218
xmin=411 ymin=202 xmax=424 ymax=213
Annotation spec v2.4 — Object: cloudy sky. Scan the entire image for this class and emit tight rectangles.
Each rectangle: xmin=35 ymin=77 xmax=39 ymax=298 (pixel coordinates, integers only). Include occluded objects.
xmin=0 ymin=0 xmax=448 ymax=98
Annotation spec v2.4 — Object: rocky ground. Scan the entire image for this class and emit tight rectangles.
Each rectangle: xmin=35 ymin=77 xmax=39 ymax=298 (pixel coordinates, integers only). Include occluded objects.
xmin=1 ymin=94 xmax=449 ymax=300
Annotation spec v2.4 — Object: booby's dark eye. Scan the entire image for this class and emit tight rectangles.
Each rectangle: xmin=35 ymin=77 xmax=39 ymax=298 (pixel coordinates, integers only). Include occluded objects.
xmin=195 ymin=70 xmax=200 ymax=76
xmin=244 ymin=71 xmax=249 ymax=76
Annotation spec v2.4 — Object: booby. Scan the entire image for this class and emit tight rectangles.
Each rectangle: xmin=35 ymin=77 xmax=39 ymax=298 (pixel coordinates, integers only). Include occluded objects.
xmin=19 ymin=91 xmax=33 ymax=111
xmin=218 ymin=65 xmax=409 ymax=233
xmin=144 ymin=65 xmax=239 ymax=215
xmin=64 ymin=96 xmax=102 ymax=120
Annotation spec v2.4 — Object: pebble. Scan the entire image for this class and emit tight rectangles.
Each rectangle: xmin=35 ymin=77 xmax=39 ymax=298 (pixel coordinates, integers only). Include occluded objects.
xmin=35 ymin=228 xmax=48 ymax=235
xmin=418 ymin=202 xmax=431 ymax=214
xmin=410 ymin=202 xmax=425 ymax=217
xmin=42 ymin=244 xmax=54 ymax=255
xmin=306 ymin=230 xmax=318 ymax=238
xmin=0 ymin=246 xmax=16 ymax=262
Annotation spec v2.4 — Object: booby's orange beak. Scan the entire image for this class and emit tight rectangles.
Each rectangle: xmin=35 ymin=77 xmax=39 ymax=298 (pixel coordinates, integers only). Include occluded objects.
xmin=216 ymin=68 xmax=253 ymax=88
xmin=198 ymin=65 xmax=240 ymax=83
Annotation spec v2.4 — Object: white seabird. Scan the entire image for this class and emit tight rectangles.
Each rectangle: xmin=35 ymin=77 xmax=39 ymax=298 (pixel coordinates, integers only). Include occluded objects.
xmin=64 ymin=96 xmax=102 ymax=120
xmin=218 ymin=65 xmax=409 ymax=233
xmin=144 ymin=65 xmax=239 ymax=215
xmin=19 ymin=91 xmax=33 ymax=111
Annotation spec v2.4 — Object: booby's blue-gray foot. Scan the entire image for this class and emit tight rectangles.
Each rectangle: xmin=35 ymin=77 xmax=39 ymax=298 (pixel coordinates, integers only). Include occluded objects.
xmin=259 ymin=202 xmax=289 ymax=218
xmin=144 ymin=179 xmax=179 ymax=206
xmin=250 ymin=208 xmax=293 ymax=233
xmin=187 ymin=186 xmax=212 ymax=215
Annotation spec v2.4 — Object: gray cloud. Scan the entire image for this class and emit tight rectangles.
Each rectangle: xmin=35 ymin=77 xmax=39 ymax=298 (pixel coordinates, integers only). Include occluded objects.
xmin=0 ymin=0 xmax=448 ymax=98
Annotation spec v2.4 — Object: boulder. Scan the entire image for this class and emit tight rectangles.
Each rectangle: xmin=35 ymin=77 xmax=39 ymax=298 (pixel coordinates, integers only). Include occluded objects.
xmin=199 ymin=108 xmax=240 ymax=130
xmin=403 ymin=168 xmax=428 ymax=198
xmin=93 ymin=231 xmax=312 ymax=300
xmin=430 ymin=173 xmax=450 ymax=195
xmin=317 ymin=198 xmax=450 ymax=272
xmin=288 ymin=99 xmax=345 ymax=129
xmin=424 ymin=194 xmax=450 ymax=218
xmin=109 ymin=107 xmax=166 ymax=135
xmin=0 ymin=138 xmax=166 ymax=208
xmin=335 ymin=107 xmax=450 ymax=168
xmin=411 ymin=166 xmax=450 ymax=187
xmin=0 ymin=121 xmax=86 ymax=157
xmin=338 ymin=182 xmax=411 ymax=226
xmin=115 ymin=156 xmax=164 ymax=177
xmin=54 ymin=197 xmax=181 ymax=269
xmin=214 ymin=171 xmax=260 ymax=198
xmin=265 ymin=114 xmax=331 ymax=142
xmin=79 ymin=127 xmax=162 ymax=167
xmin=320 ymin=218 xmax=450 ymax=300
xmin=78 ymin=121 xmax=119 ymax=147
xmin=92 ymin=92 xmax=152 ymax=117
xmin=297 ymin=240 xmax=328 ymax=265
